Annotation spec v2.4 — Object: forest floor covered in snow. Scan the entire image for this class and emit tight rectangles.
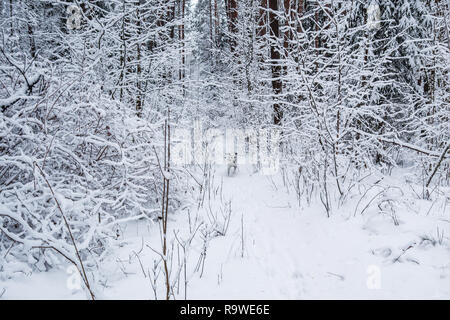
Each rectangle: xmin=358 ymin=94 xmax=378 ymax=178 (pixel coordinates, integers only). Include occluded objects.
xmin=1 ymin=165 xmax=449 ymax=300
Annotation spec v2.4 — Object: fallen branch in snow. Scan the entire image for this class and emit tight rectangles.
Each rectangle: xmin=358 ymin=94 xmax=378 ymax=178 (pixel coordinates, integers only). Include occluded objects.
xmin=327 ymin=272 xmax=345 ymax=281
xmin=392 ymin=242 xmax=416 ymax=264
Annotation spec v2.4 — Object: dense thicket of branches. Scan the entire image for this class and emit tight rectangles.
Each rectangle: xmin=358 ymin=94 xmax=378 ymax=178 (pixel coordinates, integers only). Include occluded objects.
xmin=0 ymin=0 xmax=191 ymax=291
xmin=194 ymin=0 xmax=449 ymax=206
xmin=0 ymin=0 xmax=448 ymax=297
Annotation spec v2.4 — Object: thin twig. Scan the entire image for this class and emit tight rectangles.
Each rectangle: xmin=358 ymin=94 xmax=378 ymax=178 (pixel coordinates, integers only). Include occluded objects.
xmin=34 ymin=163 xmax=95 ymax=300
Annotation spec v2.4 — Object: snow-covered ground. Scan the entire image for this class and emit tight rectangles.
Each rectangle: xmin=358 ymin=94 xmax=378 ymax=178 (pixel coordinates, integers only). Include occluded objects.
xmin=1 ymin=165 xmax=449 ymax=299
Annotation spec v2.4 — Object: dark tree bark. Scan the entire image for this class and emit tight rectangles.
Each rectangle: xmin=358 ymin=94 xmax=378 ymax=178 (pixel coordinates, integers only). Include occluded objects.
xmin=179 ymin=0 xmax=186 ymax=82
xmin=214 ymin=0 xmax=219 ymax=41
xmin=269 ymin=0 xmax=283 ymax=125
xmin=136 ymin=0 xmax=143 ymax=116
xmin=226 ymin=0 xmax=238 ymax=50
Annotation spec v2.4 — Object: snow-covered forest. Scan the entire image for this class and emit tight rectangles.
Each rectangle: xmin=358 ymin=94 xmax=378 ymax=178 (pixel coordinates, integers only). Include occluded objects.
xmin=0 ymin=0 xmax=449 ymax=300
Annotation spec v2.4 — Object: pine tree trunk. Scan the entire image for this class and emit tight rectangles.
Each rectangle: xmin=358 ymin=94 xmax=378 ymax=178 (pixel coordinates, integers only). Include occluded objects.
xmin=269 ymin=0 xmax=282 ymax=125
xmin=136 ymin=1 xmax=143 ymax=116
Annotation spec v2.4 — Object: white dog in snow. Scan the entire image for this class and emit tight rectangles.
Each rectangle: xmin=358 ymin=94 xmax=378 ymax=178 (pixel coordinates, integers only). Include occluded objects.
xmin=227 ymin=152 xmax=238 ymax=176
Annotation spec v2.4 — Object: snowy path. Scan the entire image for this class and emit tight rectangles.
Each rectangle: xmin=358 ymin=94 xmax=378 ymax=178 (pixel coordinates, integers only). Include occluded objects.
xmin=186 ymin=166 xmax=450 ymax=299
xmin=185 ymin=167 xmax=374 ymax=299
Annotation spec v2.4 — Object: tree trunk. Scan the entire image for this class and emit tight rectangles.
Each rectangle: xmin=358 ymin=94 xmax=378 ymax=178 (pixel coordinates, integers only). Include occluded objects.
xmin=227 ymin=0 xmax=238 ymax=50
xmin=135 ymin=1 xmax=143 ymax=116
xmin=214 ymin=0 xmax=219 ymax=41
xmin=179 ymin=0 xmax=186 ymax=83
xmin=269 ymin=0 xmax=282 ymax=125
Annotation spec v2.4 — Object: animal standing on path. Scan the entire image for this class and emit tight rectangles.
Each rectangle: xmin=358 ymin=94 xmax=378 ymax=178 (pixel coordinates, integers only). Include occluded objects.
xmin=227 ymin=152 xmax=238 ymax=176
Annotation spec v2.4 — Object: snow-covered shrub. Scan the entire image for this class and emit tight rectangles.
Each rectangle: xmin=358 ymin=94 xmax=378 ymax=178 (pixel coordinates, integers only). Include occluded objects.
xmin=0 ymin=0 xmax=189 ymax=291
